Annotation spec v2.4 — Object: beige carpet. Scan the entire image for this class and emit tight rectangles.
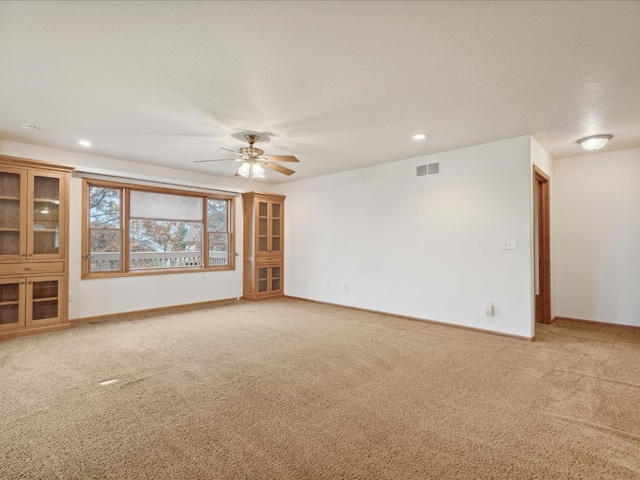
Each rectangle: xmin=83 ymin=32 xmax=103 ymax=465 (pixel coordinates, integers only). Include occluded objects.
xmin=1 ymin=298 xmax=639 ymax=479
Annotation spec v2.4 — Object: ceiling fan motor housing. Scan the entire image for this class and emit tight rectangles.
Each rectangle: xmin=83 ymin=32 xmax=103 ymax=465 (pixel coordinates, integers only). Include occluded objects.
xmin=239 ymin=146 xmax=265 ymax=158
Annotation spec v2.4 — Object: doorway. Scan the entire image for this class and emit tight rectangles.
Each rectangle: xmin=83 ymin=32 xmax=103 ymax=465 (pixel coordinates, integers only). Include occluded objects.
xmin=533 ymin=166 xmax=551 ymax=324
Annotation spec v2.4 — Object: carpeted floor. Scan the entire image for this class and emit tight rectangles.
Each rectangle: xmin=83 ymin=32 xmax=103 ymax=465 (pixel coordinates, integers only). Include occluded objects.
xmin=1 ymin=298 xmax=639 ymax=479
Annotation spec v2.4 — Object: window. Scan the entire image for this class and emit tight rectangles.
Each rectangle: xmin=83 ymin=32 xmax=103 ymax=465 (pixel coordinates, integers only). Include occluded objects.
xmin=83 ymin=180 xmax=235 ymax=278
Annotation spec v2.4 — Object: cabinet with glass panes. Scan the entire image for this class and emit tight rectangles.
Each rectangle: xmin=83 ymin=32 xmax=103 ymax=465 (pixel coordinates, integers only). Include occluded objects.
xmin=0 ymin=155 xmax=72 ymax=339
xmin=242 ymin=192 xmax=285 ymax=300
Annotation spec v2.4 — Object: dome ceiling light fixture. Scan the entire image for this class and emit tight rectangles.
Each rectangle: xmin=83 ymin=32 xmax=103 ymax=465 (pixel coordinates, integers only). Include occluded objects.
xmin=577 ymin=134 xmax=612 ymax=151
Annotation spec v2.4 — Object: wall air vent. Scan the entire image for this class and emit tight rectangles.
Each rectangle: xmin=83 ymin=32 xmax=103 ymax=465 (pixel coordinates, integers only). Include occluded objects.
xmin=416 ymin=162 xmax=441 ymax=177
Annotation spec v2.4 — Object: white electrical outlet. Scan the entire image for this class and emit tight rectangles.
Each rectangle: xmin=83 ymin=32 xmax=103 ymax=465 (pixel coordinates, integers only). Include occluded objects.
xmin=69 ymin=291 xmax=74 ymax=302
xmin=501 ymin=239 xmax=519 ymax=250
xmin=485 ymin=300 xmax=494 ymax=316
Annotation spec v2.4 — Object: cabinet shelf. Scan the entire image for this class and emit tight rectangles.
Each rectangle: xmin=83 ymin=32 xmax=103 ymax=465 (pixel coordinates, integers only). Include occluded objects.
xmin=33 ymin=296 xmax=58 ymax=303
xmin=0 ymin=228 xmax=20 ymax=232
xmin=0 ymin=196 xmax=20 ymax=201
xmin=0 ymin=300 xmax=20 ymax=307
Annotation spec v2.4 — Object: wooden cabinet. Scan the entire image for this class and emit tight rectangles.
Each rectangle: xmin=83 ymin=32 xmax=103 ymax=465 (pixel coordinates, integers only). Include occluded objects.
xmin=242 ymin=192 xmax=285 ymax=300
xmin=0 ymin=156 xmax=72 ymax=339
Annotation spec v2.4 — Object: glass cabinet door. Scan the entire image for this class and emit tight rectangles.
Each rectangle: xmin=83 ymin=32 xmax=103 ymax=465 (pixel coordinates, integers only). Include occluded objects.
xmin=26 ymin=276 xmax=63 ymax=326
xmin=257 ymin=266 xmax=268 ymax=293
xmin=270 ymin=265 xmax=281 ymax=293
xmin=256 ymin=199 xmax=283 ymax=255
xmin=270 ymin=202 xmax=282 ymax=254
xmin=0 ymin=279 xmax=25 ymax=331
xmin=256 ymin=265 xmax=282 ymax=296
xmin=0 ymin=171 xmax=26 ymax=258
xmin=29 ymin=172 xmax=62 ymax=258
xmin=257 ymin=201 xmax=269 ymax=254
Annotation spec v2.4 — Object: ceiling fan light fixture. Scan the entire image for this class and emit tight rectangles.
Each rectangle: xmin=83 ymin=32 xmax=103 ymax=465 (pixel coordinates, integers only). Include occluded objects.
xmin=577 ymin=134 xmax=612 ymax=151
xmin=252 ymin=163 xmax=266 ymax=178
xmin=237 ymin=162 xmax=265 ymax=178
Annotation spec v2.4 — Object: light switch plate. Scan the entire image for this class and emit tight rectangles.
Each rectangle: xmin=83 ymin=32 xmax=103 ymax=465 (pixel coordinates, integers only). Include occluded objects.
xmin=501 ymin=239 xmax=519 ymax=250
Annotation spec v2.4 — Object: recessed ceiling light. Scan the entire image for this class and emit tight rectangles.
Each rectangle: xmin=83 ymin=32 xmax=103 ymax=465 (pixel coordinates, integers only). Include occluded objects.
xmin=577 ymin=134 xmax=612 ymax=151
xmin=412 ymin=133 xmax=427 ymax=140
xmin=78 ymin=139 xmax=92 ymax=147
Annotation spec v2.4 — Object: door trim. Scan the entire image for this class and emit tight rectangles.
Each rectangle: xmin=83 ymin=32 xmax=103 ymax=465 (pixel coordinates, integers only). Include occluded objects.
xmin=534 ymin=166 xmax=551 ymax=324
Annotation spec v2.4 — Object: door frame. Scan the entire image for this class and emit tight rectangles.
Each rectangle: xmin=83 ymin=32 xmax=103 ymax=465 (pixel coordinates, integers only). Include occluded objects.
xmin=533 ymin=166 xmax=551 ymax=324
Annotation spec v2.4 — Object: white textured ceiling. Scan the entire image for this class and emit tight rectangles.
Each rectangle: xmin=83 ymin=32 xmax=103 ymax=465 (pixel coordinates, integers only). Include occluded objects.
xmin=1 ymin=1 xmax=639 ymax=183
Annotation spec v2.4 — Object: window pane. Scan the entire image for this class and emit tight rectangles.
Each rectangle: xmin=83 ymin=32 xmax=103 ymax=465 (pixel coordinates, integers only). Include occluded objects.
xmin=207 ymin=199 xmax=228 ymax=232
xmin=89 ymin=187 xmax=121 ymax=228
xmin=90 ymin=229 xmax=121 ymax=271
xmin=131 ymin=191 xmax=202 ymax=221
xmin=208 ymin=233 xmax=228 ymax=266
xmin=129 ymin=220 xmax=202 ymax=270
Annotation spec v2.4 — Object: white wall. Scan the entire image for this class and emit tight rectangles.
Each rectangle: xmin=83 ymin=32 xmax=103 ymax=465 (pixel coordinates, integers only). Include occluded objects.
xmin=0 ymin=139 xmax=251 ymax=319
xmin=530 ymin=137 xmax=554 ymax=177
xmin=554 ymin=147 xmax=640 ymax=326
xmin=278 ymin=136 xmax=536 ymax=338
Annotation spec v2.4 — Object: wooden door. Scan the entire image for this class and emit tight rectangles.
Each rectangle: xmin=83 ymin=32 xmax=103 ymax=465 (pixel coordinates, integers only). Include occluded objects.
xmin=534 ymin=166 xmax=551 ymax=324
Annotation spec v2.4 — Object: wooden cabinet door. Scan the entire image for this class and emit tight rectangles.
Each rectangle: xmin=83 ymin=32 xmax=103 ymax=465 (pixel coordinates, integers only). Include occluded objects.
xmin=256 ymin=198 xmax=283 ymax=256
xmin=267 ymin=200 xmax=283 ymax=255
xmin=28 ymin=171 xmax=66 ymax=260
xmin=0 ymin=278 xmax=26 ymax=331
xmin=25 ymin=275 xmax=64 ymax=327
xmin=256 ymin=264 xmax=283 ymax=297
xmin=0 ymin=168 xmax=27 ymax=260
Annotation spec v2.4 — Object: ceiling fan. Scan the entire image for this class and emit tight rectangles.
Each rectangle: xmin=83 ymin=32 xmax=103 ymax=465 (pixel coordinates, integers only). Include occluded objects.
xmin=195 ymin=134 xmax=299 ymax=180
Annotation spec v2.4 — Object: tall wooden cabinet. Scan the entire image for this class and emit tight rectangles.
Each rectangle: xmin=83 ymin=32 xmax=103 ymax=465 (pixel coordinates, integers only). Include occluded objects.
xmin=242 ymin=192 xmax=285 ymax=300
xmin=0 ymin=155 xmax=72 ymax=339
